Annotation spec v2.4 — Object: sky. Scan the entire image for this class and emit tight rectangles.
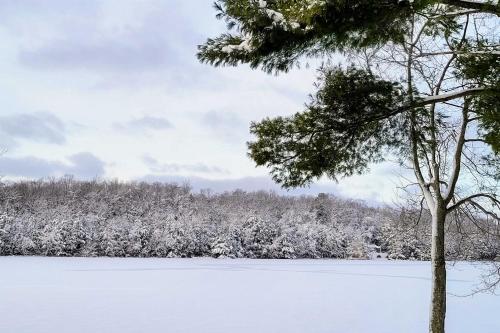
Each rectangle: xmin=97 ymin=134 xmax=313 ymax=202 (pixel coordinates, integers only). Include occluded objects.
xmin=0 ymin=0 xmax=412 ymax=204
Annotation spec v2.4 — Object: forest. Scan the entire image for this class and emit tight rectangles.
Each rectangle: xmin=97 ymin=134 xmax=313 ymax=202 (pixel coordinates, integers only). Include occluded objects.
xmin=0 ymin=178 xmax=497 ymax=260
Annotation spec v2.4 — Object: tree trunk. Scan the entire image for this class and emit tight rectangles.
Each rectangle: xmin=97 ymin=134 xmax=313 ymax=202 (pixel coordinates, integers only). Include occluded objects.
xmin=429 ymin=207 xmax=447 ymax=333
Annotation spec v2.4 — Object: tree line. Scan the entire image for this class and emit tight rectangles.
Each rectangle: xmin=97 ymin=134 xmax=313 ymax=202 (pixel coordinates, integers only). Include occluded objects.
xmin=0 ymin=178 xmax=497 ymax=259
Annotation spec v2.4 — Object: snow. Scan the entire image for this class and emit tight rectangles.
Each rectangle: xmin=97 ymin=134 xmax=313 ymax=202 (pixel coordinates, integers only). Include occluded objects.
xmin=265 ymin=9 xmax=285 ymax=23
xmin=0 ymin=257 xmax=499 ymax=333
xmin=221 ymin=35 xmax=254 ymax=54
xmin=420 ymin=87 xmax=485 ymax=103
xmin=256 ymin=0 xmax=283 ymax=23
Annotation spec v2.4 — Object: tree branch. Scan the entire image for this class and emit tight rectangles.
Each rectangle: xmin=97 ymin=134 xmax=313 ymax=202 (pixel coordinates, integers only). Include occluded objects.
xmin=364 ymin=87 xmax=489 ymax=127
xmin=407 ymin=16 xmax=436 ymax=211
xmin=418 ymin=87 xmax=487 ymax=104
xmin=467 ymin=200 xmax=500 ymax=221
xmin=465 ymin=138 xmax=488 ymax=143
xmin=427 ymin=9 xmax=480 ymax=19
xmin=448 ymin=193 xmax=500 ymax=212
xmin=444 ymin=101 xmax=470 ymax=204
xmin=415 ymin=50 xmax=500 ymax=58
xmin=440 ymin=0 xmax=500 ymax=16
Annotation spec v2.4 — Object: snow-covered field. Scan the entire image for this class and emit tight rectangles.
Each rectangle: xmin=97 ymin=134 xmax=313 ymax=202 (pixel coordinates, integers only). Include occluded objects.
xmin=0 ymin=258 xmax=498 ymax=333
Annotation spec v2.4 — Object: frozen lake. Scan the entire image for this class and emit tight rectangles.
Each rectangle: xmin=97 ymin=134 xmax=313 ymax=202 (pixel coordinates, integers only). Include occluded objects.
xmin=0 ymin=257 xmax=498 ymax=333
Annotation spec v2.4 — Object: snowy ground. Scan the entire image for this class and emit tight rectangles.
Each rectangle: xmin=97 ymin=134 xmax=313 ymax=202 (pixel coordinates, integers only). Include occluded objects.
xmin=0 ymin=258 xmax=498 ymax=333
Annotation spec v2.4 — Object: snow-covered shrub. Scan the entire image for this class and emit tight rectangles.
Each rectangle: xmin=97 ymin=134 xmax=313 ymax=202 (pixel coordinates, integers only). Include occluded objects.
xmin=100 ymin=217 xmax=130 ymax=257
xmin=126 ymin=220 xmax=151 ymax=257
xmin=382 ymin=223 xmax=430 ymax=260
xmin=211 ymin=237 xmax=233 ymax=258
xmin=346 ymin=234 xmax=370 ymax=259
xmin=315 ymin=225 xmax=348 ymax=258
xmin=0 ymin=212 xmax=14 ymax=255
xmin=241 ymin=216 xmax=278 ymax=258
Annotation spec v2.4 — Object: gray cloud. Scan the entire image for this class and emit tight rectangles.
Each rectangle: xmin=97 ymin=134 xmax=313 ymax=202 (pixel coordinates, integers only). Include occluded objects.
xmin=140 ymin=174 xmax=341 ymax=197
xmin=67 ymin=152 xmax=106 ymax=179
xmin=143 ymin=155 xmax=229 ymax=175
xmin=0 ymin=112 xmax=67 ymax=146
xmin=201 ymin=110 xmax=247 ymax=140
xmin=19 ymin=37 xmax=173 ymax=72
xmin=15 ymin=2 xmax=193 ymax=74
xmin=0 ymin=132 xmax=17 ymax=150
xmin=6 ymin=0 xmax=240 ymax=91
xmin=0 ymin=152 xmax=105 ymax=179
xmin=114 ymin=116 xmax=173 ymax=134
xmin=202 ymin=110 xmax=244 ymax=128
xmin=139 ymin=174 xmax=384 ymax=206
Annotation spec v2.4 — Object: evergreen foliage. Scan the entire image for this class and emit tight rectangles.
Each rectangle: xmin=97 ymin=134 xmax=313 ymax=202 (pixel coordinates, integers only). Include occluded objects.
xmin=198 ymin=0 xmax=423 ymax=72
xmin=198 ymin=0 xmax=499 ymax=187
xmin=248 ymin=66 xmax=408 ymax=186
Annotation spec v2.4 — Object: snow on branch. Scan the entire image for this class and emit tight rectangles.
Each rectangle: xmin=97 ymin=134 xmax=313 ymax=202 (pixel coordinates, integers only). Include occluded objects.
xmin=418 ymin=87 xmax=488 ymax=104
xmin=416 ymin=50 xmax=500 ymax=58
xmin=221 ymin=34 xmax=254 ymax=54
xmin=441 ymin=0 xmax=500 ymax=16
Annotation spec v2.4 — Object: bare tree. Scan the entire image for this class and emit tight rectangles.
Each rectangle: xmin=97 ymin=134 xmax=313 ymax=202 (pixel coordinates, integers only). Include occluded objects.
xmin=360 ymin=10 xmax=499 ymax=331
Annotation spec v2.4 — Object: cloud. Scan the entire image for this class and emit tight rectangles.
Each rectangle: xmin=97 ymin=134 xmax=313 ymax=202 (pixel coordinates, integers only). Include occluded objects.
xmin=0 ymin=112 xmax=67 ymax=147
xmin=0 ymin=152 xmax=105 ymax=179
xmin=6 ymin=0 xmax=236 ymax=91
xmin=143 ymin=155 xmax=229 ymax=175
xmin=0 ymin=132 xmax=17 ymax=150
xmin=202 ymin=110 xmax=245 ymax=129
xmin=140 ymin=174 xmax=340 ymax=197
xmin=140 ymin=167 xmax=405 ymax=206
xmin=67 ymin=152 xmax=106 ymax=179
xmin=332 ymin=161 xmax=414 ymax=205
xmin=14 ymin=1 xmax=199 ymax=74
xmin=201 ymin=110 xmax=247 ymax=140
xmin=114 ymin=116 xmax=173 ymax=134
xmin=19 ymin=37 xmax=173 ymax=73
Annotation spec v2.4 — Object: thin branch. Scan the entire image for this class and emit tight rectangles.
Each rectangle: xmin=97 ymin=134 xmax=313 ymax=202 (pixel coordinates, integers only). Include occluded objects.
xmin=448 ymin=193 xmax=500 ymax=212
xmin=444 ymin=100 xmax=470 ymax=204
xmin=415 ymin=50 xmax=500 ymax=58
xmin=465 ymin=138 xmax=488 ymax=143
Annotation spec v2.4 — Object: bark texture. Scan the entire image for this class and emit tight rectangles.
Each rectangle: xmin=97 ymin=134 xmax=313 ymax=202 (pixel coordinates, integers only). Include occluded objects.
xmin=429 ymin=207 xmax=447 ymax=333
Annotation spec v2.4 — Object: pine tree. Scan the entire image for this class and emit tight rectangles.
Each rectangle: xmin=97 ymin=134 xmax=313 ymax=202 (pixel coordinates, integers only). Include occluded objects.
xmin=198 ymin=1 xmax=500 ymax=332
